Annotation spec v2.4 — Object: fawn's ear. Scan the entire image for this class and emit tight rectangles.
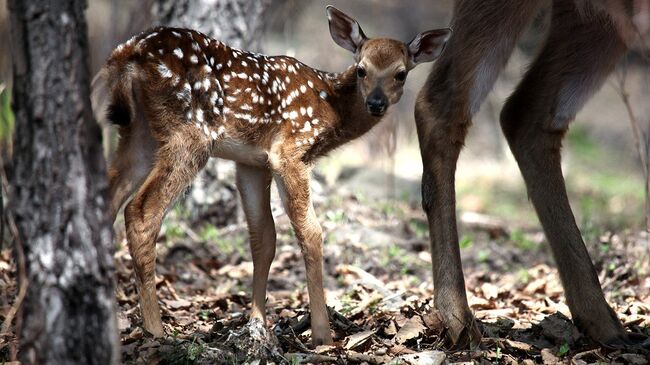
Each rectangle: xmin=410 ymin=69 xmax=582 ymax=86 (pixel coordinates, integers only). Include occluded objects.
xmin=326 ymin=5 xmax=367 ymax=54
xmin=407 ymin=28 xmax=452 ymax=66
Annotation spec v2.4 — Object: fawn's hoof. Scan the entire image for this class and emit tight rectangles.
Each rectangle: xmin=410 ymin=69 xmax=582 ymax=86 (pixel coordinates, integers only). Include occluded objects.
xmin=226 ymin=318 xmax=284 ymax=362
xmin=143 ymin=320 xmax=165 ymax=338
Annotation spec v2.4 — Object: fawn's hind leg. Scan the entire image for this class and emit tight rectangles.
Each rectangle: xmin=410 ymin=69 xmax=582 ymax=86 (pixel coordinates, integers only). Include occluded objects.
xmin=125 ymin=130 xmax=210 ymax=337
xmin=108 ymin=122 xmax=157 ymax=223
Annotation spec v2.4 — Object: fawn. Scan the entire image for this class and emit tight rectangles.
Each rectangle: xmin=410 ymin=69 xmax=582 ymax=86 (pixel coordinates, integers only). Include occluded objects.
xmin=415 ymin=0 xmax=650 ymax=349
xmin=92 ymin=6 xmax=450 ymax=345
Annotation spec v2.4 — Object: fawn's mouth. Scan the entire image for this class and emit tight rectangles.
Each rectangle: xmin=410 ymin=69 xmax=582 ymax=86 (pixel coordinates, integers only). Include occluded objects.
xmin=368 ymin=106 xmax=387 ymax=117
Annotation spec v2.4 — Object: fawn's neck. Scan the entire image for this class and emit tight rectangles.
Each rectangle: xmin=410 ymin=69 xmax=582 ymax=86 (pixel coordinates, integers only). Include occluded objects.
xmin=302 ymin=66 xmax=383 ymax=162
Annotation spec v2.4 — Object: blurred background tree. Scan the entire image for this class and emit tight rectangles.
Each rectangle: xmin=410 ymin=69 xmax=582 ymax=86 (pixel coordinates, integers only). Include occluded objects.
xmin=0 ymin=0 xmax=647 ymax=253
xmin=7 ymin=0 xmax=117 ymax=363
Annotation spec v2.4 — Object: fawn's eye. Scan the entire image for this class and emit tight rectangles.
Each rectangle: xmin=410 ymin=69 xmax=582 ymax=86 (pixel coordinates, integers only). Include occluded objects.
xmin=395 ymin=70 xmax=407 ymax=82
xmin=356 ymin=66 xmax=367 ymax=78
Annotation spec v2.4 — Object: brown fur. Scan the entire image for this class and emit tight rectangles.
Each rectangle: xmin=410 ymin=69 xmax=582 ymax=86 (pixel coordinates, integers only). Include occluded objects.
xmin=93 ymin=6 xmax=450 ymax=346
xmin=416 ymin=0 xmax=648 ymax=349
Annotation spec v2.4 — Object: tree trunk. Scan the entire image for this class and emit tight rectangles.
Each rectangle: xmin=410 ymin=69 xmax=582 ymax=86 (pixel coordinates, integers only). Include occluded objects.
xmin=8 ymin=0 xmax=118 ymax=364
xmin=152 ymin=0 xmax=271 ymax=226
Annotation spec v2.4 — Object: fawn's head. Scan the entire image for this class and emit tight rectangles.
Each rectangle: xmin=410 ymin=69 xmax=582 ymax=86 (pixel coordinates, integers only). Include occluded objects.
xmin=326 ymin=6 xmax=451 ymax=117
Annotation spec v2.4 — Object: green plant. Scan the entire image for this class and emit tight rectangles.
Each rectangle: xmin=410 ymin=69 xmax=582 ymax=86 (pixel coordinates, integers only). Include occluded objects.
xmin=200 ymin=224 xmax=220 ymax=242
xmin=478 ymin=249 xmax=490 ymax=263
xmin=557 ymin=342 xmax=570 ymax=357
xmin=199 ymin=309 xmax=211 ymax=321
xmin=459 ymin=234 xmax=474 ymax=249
xmin=186 ymin=338 xmax=205 ymax=362
xmin=0 ymin=84 xmax=15 ymax=146
xmin=510 ymin=229 xmax=537 ymax=250
xmin=408 ymin=219 xmax=428 ymax=239
xmin=289 ymin=355 xmax=302 ymax=365
xmin=495 ymin=344 xmax=502 ymax=363
xmin=163 ymin=222 xmax=186 ymax=240
xmin=325 ymin=209 xmax=345 ymax=223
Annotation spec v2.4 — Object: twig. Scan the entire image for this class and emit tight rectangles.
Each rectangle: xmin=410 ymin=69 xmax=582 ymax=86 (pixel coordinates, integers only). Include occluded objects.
xmin=285 ymin=353 xmax=337 ymax=364
xmin=177 ymin=221 xmax=201 ymax=242
xmin=614 ymin=61 xmax=650 ymax=231
xmin=0 ymin=152 xmax=27 ymax=362
xmin=346 ymin=350 xmax=390 ymax=364
xmin=163 ymin=279 xmax=180 ymax=301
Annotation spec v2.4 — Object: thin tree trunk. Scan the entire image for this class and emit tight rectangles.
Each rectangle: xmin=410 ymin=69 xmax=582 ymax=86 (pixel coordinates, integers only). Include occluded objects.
xmin=8 ymin=0 xmax=118 ymax=364
xmin=152 ymin=0 xmax=271 ymax=226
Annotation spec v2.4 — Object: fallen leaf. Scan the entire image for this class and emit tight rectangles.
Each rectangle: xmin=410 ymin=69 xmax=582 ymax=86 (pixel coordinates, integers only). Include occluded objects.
xmin=469 ymin=296 xmax=495 ymax=310
xmin=383 ymin=320 xmax=398 ymax=336
xmin=619 ymin=353 xmax=649 ymax=365
xmin=314 ymin=345 xmax=336 ymax=354
xmin=117 ymin=311 xmax=131 ymax=331
xmin=392 ymin=350 xmax=446 ymax=365
xmin=540 ymin=348 xmax=559 ymax=365
xmin=421 ymin=310 xmax=444 ymax=331
xmin=505 ymin=339 xmax=532 ymax=352
xmin=523 ymin=278 xmax=546 ymax=295
xmin=394 ymin=316 xmax=426 ymax=344
xmin=344 ymin=329 xmax=375 ymax=350
xmin=481 ymin=283 xmax=499 ymax=300
xmin=163 ymin=298 xmax=192 ymax=309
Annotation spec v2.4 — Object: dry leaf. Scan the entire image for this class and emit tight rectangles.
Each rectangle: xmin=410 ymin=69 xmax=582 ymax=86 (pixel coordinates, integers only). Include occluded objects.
xmin=344 ymin=329 xmax=375 ymax=350
xmin=163 ymin=298 xmax=192 ymax=309
xmin=481 ymin=283 xmax=499 ymax=300
xmin=393 ymin=350 xmax=446 ymax=365
xmin=394 ymin=316 xmax=426 ymax=344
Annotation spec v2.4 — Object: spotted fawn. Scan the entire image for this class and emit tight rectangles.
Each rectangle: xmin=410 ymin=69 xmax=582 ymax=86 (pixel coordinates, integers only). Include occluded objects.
xmin=92 ymin=6 xmax=450 ymax=345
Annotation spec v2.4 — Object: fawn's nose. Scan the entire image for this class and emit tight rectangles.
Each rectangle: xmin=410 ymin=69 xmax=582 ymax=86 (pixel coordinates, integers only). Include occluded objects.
xmin=366 ymin=89 xmax=388 ymax=116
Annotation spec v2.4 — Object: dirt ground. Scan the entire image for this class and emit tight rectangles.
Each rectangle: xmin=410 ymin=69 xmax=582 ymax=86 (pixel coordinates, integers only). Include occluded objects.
xmin=105 ymin=176 xmax=650 ymax=364
xmin=0 ymin=170 xmax=649 ymax=364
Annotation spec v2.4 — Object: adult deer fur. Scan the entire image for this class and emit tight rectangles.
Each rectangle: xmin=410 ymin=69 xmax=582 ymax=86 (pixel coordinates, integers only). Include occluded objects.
xmin=416 ymin=0 xmax=650 ymax=349
xmin=92 ymin=6 xmax=450 ymax=345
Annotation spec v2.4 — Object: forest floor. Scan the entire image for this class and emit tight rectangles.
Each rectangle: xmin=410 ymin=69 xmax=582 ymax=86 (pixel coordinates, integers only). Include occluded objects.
xmin=1 ymin=167 xmax=649 ymax=364
xmin=109 ymin=166 xmax=650 ymax=365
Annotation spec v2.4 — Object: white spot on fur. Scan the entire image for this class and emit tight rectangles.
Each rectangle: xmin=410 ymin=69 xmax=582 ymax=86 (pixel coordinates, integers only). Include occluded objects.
xmin=157 ymin=63 xmax=173 ymax=78
xmin=300 ymin=121 xmax=312 ymax=132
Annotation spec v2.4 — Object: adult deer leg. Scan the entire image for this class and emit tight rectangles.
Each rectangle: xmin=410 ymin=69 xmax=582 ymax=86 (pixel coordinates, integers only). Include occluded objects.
xmin=500 ymin=0 xmax=630 ymax=347
xmin=274 ymin=163 xmax=331 ymax=346
xmin=236 ymin=163 xmax=276 ymax=323
xmin=125 ymin=131 xmax=209 ymax=337
xmin=415 ymin=0 xmax=542 ymax=349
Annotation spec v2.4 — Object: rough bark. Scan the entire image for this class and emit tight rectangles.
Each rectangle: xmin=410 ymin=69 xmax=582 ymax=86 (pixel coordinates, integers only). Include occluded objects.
xmin=153 ymin=0 xmax=270 ymax=51
xmin=152 ymin=0 xmax=271 ymax=226
xmin=8 ymin=0 xmax=118 ymax=364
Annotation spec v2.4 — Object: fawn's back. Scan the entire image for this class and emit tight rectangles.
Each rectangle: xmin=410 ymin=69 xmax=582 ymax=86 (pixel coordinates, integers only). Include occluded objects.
xmin=95 ymin=26 xmax=342 ymax=166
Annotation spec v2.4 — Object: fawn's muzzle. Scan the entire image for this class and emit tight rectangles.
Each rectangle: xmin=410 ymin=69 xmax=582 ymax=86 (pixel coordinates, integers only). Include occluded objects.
xmin=366 ymin=89 xmax=388 ymax=116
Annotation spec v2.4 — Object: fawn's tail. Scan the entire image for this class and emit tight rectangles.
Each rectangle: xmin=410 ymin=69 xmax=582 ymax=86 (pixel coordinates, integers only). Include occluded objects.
xmin=91 ymin=63 xmax=137 ymax=127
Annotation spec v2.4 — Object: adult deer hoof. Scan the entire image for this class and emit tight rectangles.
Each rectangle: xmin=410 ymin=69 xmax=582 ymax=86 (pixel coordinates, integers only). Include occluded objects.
xmin=442 ymin=311 xmax=482 ymax=350
xmin=597 ymin=331 xmax=650 ymax=351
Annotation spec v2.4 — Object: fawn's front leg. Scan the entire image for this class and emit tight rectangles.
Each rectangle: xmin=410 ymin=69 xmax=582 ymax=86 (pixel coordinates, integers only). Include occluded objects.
xmin=235 ymin=163 xmax=276 ymax=324
xmin=274 ymin=162 xmax=332 ymax=346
